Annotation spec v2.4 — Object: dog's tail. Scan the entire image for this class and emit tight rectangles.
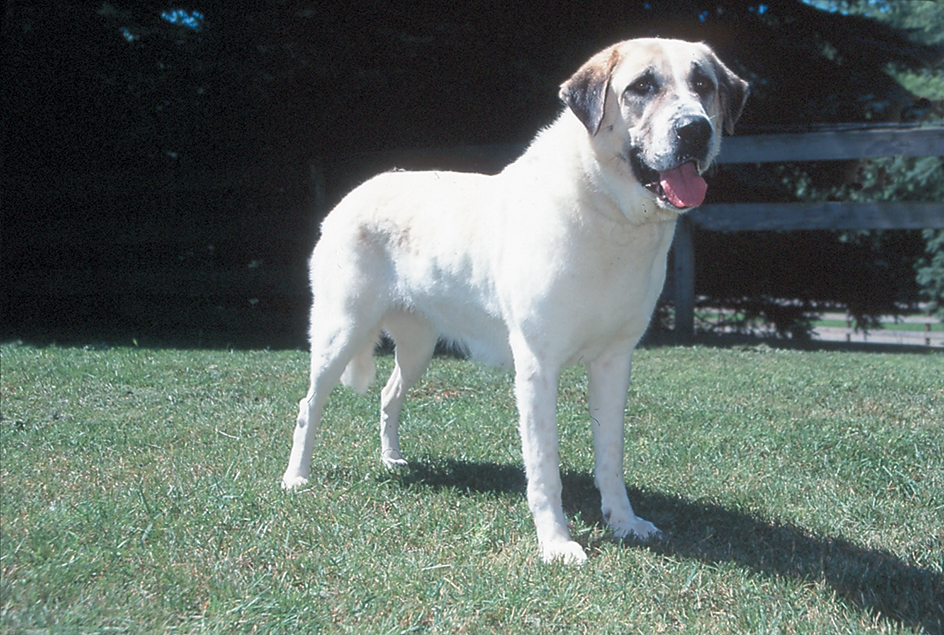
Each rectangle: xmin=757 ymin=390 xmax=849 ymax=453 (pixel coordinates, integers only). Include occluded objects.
xmin=340 ymin=332 xmax=378 ymax=395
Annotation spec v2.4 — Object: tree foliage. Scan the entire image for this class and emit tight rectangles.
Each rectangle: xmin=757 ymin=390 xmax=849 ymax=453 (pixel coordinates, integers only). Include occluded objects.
xmin=917 ymin=230 xmax=944 ymax=318
xmin=692 ymin=0 xmax=944 ymax=335
xmin=2 ymin=0 xmax=942 ymax=343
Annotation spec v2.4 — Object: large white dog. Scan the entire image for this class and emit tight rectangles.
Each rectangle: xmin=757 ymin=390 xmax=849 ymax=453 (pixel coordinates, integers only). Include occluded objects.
xmin=282 ymin=38 xmax=748 ymax=563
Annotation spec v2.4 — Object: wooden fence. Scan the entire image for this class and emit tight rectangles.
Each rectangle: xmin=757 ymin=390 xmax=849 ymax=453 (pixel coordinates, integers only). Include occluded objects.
xmin=7 ymin=126 xmax=942 ymax=345
xmin=671 ymin=126 xmax=944 ymax=338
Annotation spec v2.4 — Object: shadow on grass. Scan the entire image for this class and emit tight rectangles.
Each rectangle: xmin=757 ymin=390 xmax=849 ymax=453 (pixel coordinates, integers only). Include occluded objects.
xmin=393 ymin=457 xmax=943 ymax=635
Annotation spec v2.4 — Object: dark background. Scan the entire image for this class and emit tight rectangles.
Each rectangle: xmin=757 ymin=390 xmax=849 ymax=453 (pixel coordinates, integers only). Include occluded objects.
xmin=2 ymin=0 xmax=942 ymax=348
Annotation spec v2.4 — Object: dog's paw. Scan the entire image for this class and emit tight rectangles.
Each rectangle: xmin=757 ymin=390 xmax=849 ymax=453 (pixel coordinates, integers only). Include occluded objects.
xmin=609 ymin=514 xmax=663 ymax=542
xmin=281 ymin=474 xmax=309 ymax=490
xmin=381 ymin=449 xmax=409 ymax=469
xmin=541 ymin=540 xmax=589 ymax=565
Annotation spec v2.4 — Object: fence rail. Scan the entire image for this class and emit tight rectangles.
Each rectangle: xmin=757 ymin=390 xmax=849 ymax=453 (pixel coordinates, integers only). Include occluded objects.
xmin=715 ymin=127 xmax=944 ymax=163
xmin=689 ymin=201 xmax=943 ymax=232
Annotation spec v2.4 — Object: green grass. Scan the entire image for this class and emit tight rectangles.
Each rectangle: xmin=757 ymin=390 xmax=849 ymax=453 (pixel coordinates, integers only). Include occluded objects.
xmin=695 ymin=311 xmax=943 ymax=333
xmin=812 ymin=319 xmax=943 ymax=332
xmin=1 ymin=342 xmax=942 ymax=633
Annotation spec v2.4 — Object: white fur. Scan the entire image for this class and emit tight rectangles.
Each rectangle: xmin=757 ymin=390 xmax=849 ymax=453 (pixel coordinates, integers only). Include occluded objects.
xmin=281 ymin=39 xmax=746 ymax=564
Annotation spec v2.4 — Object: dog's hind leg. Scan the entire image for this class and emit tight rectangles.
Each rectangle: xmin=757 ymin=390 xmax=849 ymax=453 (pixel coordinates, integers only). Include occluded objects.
xmin=282 ymin=296 xmax=387 ymax=490
xmin=378 ymin=309 xmax=437 ymax=468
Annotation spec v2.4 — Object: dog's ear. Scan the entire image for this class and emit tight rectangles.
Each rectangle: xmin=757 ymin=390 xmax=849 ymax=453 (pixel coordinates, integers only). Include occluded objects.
xmin=560 ymin=47 xmax=621 ymax=136
xmin=711 ymin=55 xmax=750 ymax=135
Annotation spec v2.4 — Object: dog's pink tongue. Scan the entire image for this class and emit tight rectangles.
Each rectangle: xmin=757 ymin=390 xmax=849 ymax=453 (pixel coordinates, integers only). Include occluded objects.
xmin=660 ymin=162 xmax=707 ymax=208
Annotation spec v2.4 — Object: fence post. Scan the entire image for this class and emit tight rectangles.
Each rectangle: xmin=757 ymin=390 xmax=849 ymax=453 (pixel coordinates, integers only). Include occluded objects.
xmin=672 ymin=214 xmax=695 ymax=340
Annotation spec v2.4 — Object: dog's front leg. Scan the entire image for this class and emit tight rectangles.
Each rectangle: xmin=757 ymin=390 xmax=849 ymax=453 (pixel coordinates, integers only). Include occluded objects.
xmin=588 ymin=349 xmax=661 ymax=542
xmin=513 ymin=354 xmax=588 ymax=564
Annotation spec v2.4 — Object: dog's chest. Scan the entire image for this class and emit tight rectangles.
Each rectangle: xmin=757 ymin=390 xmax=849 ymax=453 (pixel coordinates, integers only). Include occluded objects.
xmin=501 ymin=217 xmax=677 ymax=363
xmin=604 ymin=225 xmax=671 ymax=295
xmin=564 ymin=216 xmax=675 ymax=300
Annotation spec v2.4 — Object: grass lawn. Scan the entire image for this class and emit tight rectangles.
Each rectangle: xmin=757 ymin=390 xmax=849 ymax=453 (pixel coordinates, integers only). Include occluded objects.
xmin=695 ymin=311 xmax=943 ymax=334
xmin=812 ymin=319 xmax=943 ymax=332
xmin=1 ymin=341 xmax=942 ymax=633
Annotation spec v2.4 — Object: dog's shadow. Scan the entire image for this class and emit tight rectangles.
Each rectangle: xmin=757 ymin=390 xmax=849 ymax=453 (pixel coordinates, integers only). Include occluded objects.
xmin=389 ymin=457 xmax=943 ymax=634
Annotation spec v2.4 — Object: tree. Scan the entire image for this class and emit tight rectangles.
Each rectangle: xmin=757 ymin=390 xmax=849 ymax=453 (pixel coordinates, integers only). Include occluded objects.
xmin=2 ymin=0 xmax=942 ymax=344
xmin=688 ymin=0 xmax=944 ymax=336
xmin=798 ymin=0 xmax=944 ymax=323
xmin=917 ymin=230 xmax=944 ymax=317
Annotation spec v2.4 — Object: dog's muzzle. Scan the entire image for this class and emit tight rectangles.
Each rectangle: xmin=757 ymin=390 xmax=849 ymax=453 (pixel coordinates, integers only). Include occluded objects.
xmin=629 ymin=116 xmax=713 ymax=210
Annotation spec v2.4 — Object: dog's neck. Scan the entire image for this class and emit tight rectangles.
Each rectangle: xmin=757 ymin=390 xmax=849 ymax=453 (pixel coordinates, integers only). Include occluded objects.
xmin=519 ymin=111 xmax=686 ymax=227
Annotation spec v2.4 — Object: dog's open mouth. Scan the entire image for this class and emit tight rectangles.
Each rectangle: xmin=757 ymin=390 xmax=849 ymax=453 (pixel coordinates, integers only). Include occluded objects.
xmin=629 ymin=151 xmax=707 ymax=209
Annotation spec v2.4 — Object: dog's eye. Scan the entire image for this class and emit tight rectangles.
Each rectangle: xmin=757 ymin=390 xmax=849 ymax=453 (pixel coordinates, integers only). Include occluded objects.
xmin=627 ymin=75 xmax=657 ymax=97
xmin=691 ymin=72 xmax=714 ymax=97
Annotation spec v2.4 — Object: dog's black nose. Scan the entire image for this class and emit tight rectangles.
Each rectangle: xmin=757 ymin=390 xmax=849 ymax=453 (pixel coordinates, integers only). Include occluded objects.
xmin=676 ymin=119 xmax=712 ymax=162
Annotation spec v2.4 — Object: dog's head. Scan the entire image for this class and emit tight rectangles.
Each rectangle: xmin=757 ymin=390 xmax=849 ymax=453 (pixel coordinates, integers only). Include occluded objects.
xmin=560 ymin=38 xmax=749 ymax=211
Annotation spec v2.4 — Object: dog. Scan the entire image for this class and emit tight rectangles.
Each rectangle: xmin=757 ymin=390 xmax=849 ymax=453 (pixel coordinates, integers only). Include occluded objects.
xmin=282 ymin=38 xmax=748 ymax=564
